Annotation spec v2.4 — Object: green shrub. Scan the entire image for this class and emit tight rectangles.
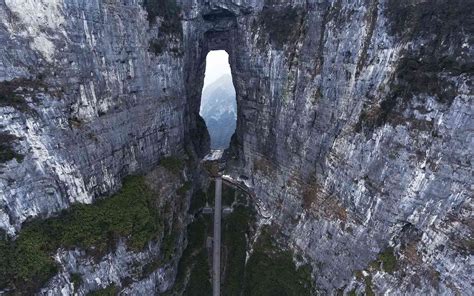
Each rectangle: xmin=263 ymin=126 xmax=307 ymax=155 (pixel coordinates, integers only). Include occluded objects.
xmin=177 ymin=181 xmax=192 ymax=196
xmin=0 ymin=230 xmax=11 ymax=288
xmin=385 ymin=0 xmax=473 ymax=39
xmin=222 ymin=201 xmax=256 ymax=296
xmin=160 ymin=156 xmax=184 ymax=175
xmin=0 ymin=77 xmax=49 ymax=112
xmin=87 ymin=285 xmax=119 ymax=296
xmin=369 ymin=247 xmax=397 ymax=274
xmin=206 ymin=180 xmax=215 ymax=206
xmin=221 ymin=184 xmax=236 ymax=206
xmin=364 ymin=275 xmax=375 ymax=296
xmin=184 ymin=248 xmax=212 ymax=296
xmin=356 ymin=0 xmax=473 ymax=134
xmin=144 ymin=0 xmax=184 ymax=56
xmin=148 ymin=38 xmax=166 ymax=55
xmin=243 ymin=227 xmax=313 ymax=296
xmin=378 ymin=247 xmax=397 ymax=273
xmin=188 ymin=189 xmax=207 ymax=214
xmin=393 ymin=56 xmax=461 ymax=105
xmin=0 ymin=132 xmax=24 ymax=163
xmin=141 ymin=259 xmax=161 ymax=278
xmin=71 ymin=273 xmax=83 ymax=289
xmin=160 ymin=224 xmax=180 ymax=263
xmin=164 ymin=216 xmax=212 ymax=296
xmin=167 ymin=183 xmax=312 ymax=296
xmin=259 ymin=6 xmax=303 ymax=49
xmin=0 ymin=79 xmax=30 ymax=111
xmin=142 ymin=0 xmax=182 ymax=36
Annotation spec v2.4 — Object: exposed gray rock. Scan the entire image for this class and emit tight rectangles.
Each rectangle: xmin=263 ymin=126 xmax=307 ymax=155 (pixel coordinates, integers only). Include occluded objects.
xmin=223 ymin=0 xmax=473 ymax=294
xmin=0 ymin=0 xmax=191 ymax=234
xmin=35 ymin=163 xmax=192 ymax=295
xmin=0 ymin=0 xmax=472 ymax=295
xmin=39 ymin=240 xmax=177 ymax=296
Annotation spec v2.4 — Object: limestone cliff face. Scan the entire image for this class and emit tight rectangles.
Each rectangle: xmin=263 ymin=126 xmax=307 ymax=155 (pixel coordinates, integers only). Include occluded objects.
xmin=0 ymin=0 xmax=472 ymax=295
xmin=220 ymin=0 xmax=472 ymax=294
xmin=0 ymin=0 xmax=208 ymax=234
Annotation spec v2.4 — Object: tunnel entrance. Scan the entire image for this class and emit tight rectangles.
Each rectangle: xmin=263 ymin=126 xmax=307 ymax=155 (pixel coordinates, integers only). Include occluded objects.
xmin=199 ymin=50 xmax=237 ymax=150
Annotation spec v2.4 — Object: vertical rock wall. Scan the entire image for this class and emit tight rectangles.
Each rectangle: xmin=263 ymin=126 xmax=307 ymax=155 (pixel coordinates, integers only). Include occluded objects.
xmin=0 ymin=0 xmax=195 ymax=234
xmin=222 ymin=0 xmax=473 ymax=294
xmin=0 ymin=0 xmax=472 ymax=294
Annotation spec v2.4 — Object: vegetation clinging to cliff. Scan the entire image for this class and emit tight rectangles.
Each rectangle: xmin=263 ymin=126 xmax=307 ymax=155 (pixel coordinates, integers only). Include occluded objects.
xmin=160 ymin=156 xmax=185 ymax=175
xmin=0 ymin=78 xmax=43 ymax=111
xmin=0 ymin=132 xmax=23 ymax=164
xmin=385 ymin=0 xmax=473 ymax=40
xmin=371 ymin=247 xmax=398 ymax=273
xmin=244 ymin=226 xmax=314 ymax=296
xmin=87 ymin=285 xmax=119 ymax=296
xmin=164 ymin=214 xmax=212 ymax=296
xmin=258 ymin=5 xmax=304 ymax=49
xmin=0 ymin=176 xmax=161 ymax=294
xmin=355 ymin=0 xmax=473 ymax=134
xmin=183 ymin=182 xmax=313 ymax=296
xmin=143 ymin=0 xmax=183 ymax=55
xmin=143 ymin=0 xmax=182 ymax=36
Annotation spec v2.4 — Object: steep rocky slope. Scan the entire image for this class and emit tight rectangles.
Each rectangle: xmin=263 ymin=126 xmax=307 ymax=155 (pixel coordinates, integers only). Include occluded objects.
xmin=0 ymin=0 xmax=204 ymax=235
xmin=223 ymin=0 xmax=473 ymax=294
xmin=0 ymin=0 xmax=472 ymax=295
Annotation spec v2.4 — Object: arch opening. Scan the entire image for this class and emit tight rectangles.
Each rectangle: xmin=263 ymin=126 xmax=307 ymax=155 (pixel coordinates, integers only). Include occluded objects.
xmin=199 ymin=50 xmax=237 ymax=150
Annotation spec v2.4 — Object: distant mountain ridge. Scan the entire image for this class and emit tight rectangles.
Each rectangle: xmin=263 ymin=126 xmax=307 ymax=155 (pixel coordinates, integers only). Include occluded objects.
xmin=200 ymin=74 xmax=237 ymax=149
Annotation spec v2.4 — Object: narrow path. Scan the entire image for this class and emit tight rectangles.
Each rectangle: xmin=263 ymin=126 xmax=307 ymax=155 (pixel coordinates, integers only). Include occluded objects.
xmin=213 ymin=177 xmax=222 ymax=296
xmin=202 ymin=150 xmax=255 ymax=295
xmin=222 ymin=177 xmax=255 ymax=200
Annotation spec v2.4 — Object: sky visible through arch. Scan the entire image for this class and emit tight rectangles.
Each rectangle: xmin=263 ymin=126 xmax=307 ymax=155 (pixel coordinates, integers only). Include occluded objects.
xmin=200 ymin=50 xmax=237 ymax=149
xmin=203 ymin=50 xmax=231 ymax=88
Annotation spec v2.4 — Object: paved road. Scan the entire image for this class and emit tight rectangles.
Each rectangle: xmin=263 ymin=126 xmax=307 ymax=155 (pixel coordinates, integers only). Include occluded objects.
xmin=213 ymin=177 xmax=222 ymax=296
xmin=201 ymin=150 xmax=255 ymax=296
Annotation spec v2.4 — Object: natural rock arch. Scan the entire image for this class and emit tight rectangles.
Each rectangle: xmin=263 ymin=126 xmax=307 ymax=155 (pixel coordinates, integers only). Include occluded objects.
xmin=183 ymin=6 xmax=243 ymax=157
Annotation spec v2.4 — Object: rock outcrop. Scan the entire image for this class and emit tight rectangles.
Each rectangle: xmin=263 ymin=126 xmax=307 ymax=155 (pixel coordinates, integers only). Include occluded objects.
xmin=222 ymin=0 xmax=473 ymax=294
xmin=0 ymin=0 xmax=472 ymax=295
xmin=0 ymin=0 xmax=207 ymax=234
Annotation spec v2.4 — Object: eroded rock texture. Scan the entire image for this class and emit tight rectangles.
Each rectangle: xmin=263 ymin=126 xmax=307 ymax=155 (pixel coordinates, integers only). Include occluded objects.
xmin=0 ymin=0 xmax=472 ymax=295
xmin=0 ymin=0 xmax=205 ymax=234
xmin=222 ymin=0 xmax=473 ymax=294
